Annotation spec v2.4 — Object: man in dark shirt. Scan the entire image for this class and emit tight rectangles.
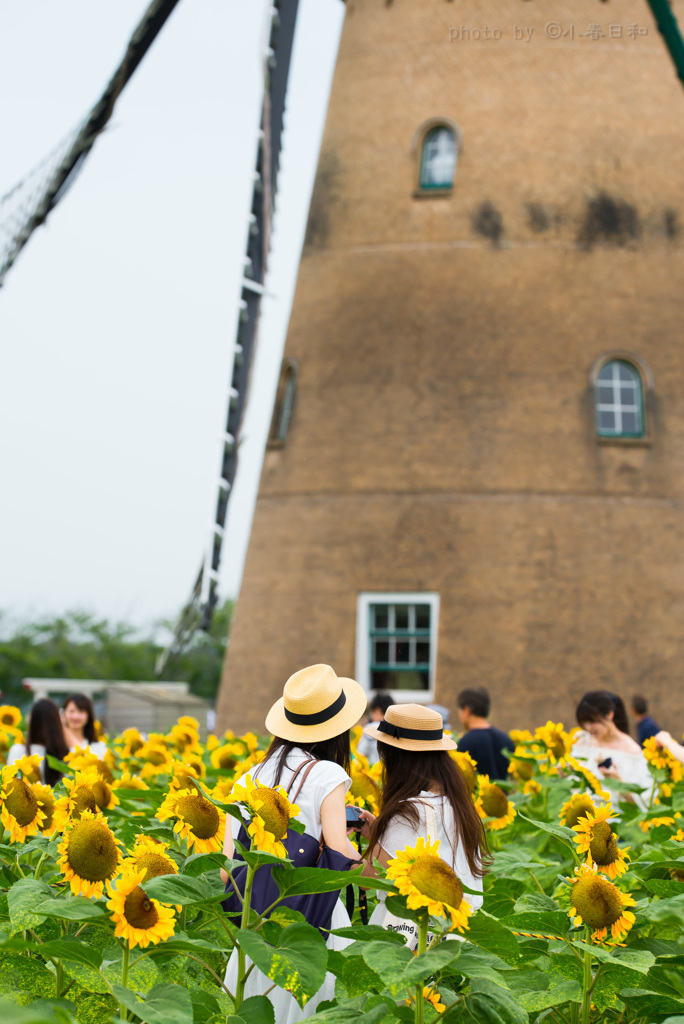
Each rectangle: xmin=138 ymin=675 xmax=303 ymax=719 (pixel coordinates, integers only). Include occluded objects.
xmin=631 ymin=695 xmax=660 ymax=747
xmin=456 ymin=687 xmax=513 ymax=780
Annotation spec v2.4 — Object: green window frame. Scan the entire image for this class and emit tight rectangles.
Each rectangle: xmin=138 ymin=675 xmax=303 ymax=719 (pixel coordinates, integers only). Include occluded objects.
xmin=595 ymin=360 xmax=644 ymax=439
xmin=419 ymin=126 xmax=457 ymax=190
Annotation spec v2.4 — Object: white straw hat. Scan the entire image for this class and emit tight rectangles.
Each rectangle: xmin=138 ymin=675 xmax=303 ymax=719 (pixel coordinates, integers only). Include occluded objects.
xmin=265 ymin=664 xmax=368 ymax=743
xmin=364 ymin=703 xmax=456 ymax=752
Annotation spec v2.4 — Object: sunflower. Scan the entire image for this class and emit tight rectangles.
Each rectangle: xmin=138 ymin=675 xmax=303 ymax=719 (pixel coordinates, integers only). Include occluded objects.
xmin=117 ymin=728 xmax=145 ymax=759
xmin=639 ymin=815 xmax=679 ymax=834
xmin=509 ymin=729 xmax=534 ymax=745
xmin=0 ymin=725 xmax=23 ymax=754
xmin=12 ymin=754 xmax=42 ymax=785
xmin=112 ymin=773 xmax=149 ymax=795
xmin=349 ymin=762 xmax=383 ymax=813
xmin=65 ymin=748 xmax=115 ymax=784
xmin=0 ymin=706 xmax=22 ymax=730
xmin=568 ymin=864 xmax=636 ymax=944
xmin=57 ymin=808 xmax=122 ymax=897
xmin=156 ymin=788 xmax=226 ymax=853
xmin=573 ymin=803 xmax=629 ymax=879
xmin=386 ymin=836 xmax=471 ymax=931
xmin=167 ymin=718 xmax=202 ymax=756
xmin=474 ymin=775 xmax=516 ymax=831
xmin=563 ymin=756 xmax=611 ymax=801
xmin=534 ymin=721 xmax=577 ymax=766
xmin=126 ymin=836 xmax=178 ymax=881
xmin=450 ymin=750 xmax=478 ymax=795
xmin=560 ymin=793 xmax=597 ymax=829
xmin=206 ymin=734 xmax=220 ymax=752
xmin=227 ymin=774 xmax=300 ymax=857
xmin=210 ymin=742 xmax=246 ymax=772
xmin=52 ymin=770 xmax=100 ymax=831
xmin=139 ymin=740 xmax=174 ymax=779
xmin=0 ymin=765 xmax=45 ymax=842
xmin=169 ymin=761 xmax=202 ymax=792
xmin=31 ymin=783 xmax=56 ymax=835
xmin=643 ymin=738 xmax=684 ymax=783
xmin=212 ymin=778 xmax=235 ymax=803
xmin=106 ymin=867 xmax=175 ymax=948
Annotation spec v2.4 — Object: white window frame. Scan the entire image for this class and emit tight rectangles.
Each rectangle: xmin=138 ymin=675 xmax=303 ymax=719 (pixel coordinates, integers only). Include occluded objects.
xmin=355 ymin=592 xmax=440 ymax=703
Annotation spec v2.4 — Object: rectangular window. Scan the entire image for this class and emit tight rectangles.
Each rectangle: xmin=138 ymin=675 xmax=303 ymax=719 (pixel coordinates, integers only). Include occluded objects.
xmin=356 ymin=593 xmax=439 ymax=702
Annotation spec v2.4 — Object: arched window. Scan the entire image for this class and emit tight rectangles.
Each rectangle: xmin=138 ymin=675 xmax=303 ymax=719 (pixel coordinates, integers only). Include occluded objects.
xmin=420 ymin=126 xmax=457 ymax=190
xmin=268 ymin=358 xmax=297 ymax=446
xmin=594 ymin=360 xmax=644 ymax=439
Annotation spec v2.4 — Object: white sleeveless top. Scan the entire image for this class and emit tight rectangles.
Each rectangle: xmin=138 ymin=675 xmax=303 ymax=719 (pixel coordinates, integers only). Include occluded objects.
xmin=229 ymin=747 xmax=351 ymax=842
xmin=377 ymin=792 xmax=484 ymax=912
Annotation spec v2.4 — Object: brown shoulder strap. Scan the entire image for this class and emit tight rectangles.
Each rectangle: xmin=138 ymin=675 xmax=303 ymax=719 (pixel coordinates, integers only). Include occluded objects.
xmin=286 ymin=756 xmax=317 ymax=797
xmin=291 ymin=758 xmax=320 ymax=804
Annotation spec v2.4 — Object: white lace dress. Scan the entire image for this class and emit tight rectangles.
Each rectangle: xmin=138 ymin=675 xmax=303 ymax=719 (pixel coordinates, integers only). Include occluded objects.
xmin=571 ymin=732 xmax=653 ymax=812
xmin=223 ymin=749 xmax=354 ymax=1022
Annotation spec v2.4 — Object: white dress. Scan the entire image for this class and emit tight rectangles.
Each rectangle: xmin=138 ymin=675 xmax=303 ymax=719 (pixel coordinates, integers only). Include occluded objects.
xmin=7 ymin=744 xmax=48 ymax=781
xmin=224 ymin=748 xmax=354 ymax=1022
xmin=369 ymin=791 xmax=484 ymax=926
xmin=571 ymin=732 xmax=653 ymax=812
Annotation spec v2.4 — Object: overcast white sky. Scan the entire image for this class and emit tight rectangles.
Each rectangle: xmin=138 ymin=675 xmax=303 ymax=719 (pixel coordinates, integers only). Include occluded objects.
xmin=0 ymin=0 xmax=344 ymax=630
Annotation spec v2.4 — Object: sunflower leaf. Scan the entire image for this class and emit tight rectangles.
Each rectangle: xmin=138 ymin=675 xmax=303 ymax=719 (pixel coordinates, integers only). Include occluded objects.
xmin=517 ymin=815 xmax=578 ymax=854
xmin=7 ymin=878 xmax=54 ymax=932
xmin=271 ymin=865 xmax=396 ymax=898
xmin=361 ymin=940 xmax=461 ymax=996
xmin=112 ymin=981 xmax=194 ymax=1024
xmin=33 ymin=896 xmax=107 ymax=921
xmin=144 ymin=873 xmax=227 ymax=907
xmin=235 ymin=922 xmax=328 ymax=1008
xmin=225 ymin=994 xmax=275 ymax=1024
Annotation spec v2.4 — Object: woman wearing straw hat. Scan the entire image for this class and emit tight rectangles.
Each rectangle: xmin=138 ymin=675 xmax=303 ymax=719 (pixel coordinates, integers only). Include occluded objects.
xmin=356 ymin=703 xmax=488 ymax=935
xmin=222 ymin=664 xmax=367 ymax=1022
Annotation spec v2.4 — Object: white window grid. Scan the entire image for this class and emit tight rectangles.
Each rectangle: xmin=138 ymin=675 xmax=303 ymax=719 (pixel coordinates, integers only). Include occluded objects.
xmin=421 ymin=128 xmax=457 ymax=188
xmin=595 ymin=361 xmax=643 ymax=436
xmin=356 ymin=592 xmax=439 ymax=702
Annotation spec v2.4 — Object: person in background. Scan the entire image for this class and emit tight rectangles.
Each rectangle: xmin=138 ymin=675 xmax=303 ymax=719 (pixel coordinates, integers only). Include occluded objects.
xmin=572 ymin=690 xmax=651 ymax=811
xmin=455 ymin=687 xmax=513 ymax=781
xmin=631 ymin=695 xmax=660 ymax=747
xmin=7 ymin=699 xmax=69 ymax=784
xmin=62 ymin=693 xmax=107 ymax=758
xmin=356 ymin=692 xmax=393 ymax=765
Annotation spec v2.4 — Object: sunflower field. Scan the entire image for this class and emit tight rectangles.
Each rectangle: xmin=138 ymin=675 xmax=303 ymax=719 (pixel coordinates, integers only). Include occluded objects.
xmin=1 ymin=709 xmax=684 ymax=1024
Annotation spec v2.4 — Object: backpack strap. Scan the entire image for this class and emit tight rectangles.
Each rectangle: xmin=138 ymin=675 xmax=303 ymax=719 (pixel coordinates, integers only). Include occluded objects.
xmin=290 ymin=758 xmax=320 ymax=804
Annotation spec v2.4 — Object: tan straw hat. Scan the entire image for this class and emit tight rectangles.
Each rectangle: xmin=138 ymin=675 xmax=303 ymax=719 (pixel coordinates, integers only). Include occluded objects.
xmin=265 ymin=664 xmax=368 ymax=743
xmin=364 ymin=703 xmax=456 ymax=752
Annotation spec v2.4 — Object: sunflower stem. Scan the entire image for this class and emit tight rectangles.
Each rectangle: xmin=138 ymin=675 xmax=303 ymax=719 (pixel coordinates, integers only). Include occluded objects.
xmin=119 ymin=941 xmax=130 ymax=1021
xmin=414 ymin=911 xmax=429 ymax=1024
xmin=234 ymin=860 xmax=256 ymax=1011
xmin=580 ymin=942 xmax=593 ymax=1024
xmin=54 ymin=959 xmax=64 ymax=997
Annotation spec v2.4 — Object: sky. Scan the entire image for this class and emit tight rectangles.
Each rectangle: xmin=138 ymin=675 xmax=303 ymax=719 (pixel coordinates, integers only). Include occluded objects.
xmin=0 ymin=0 xmax=345 ymax=631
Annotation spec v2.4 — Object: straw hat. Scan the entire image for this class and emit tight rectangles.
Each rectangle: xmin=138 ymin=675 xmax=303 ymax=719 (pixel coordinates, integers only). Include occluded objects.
xmin=265 ymin=664 xmax=368 ymax=743
xmin=364 ymin=703 xmax=456 ymax=752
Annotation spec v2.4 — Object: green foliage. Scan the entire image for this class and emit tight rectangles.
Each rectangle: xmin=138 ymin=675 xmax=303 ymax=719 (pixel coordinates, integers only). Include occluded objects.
xmin=0 ymin=600 xmax=233 ymax=704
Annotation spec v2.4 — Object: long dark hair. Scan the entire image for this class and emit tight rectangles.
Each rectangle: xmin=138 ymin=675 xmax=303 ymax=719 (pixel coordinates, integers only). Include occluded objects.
xmin=576 ymin=690 xmax=630 ymax=736
xmin=366 ymin=744 xmax=490 ymax=879
xmin=64 ymin=693 xmax=97 ymax=744
xmin=28 ymin=699 xmax=69 ymax=785
xmin=262 ymin=732 xmax=351 ymax=787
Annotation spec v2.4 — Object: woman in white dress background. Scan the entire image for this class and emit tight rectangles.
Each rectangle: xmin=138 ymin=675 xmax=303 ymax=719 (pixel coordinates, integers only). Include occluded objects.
xmin=61 ymin=692 xmax=107 ymax=758
xmin=7 ymin=698 xmax=70 ymax=784
xmin=571 ymin=691 xmax=652 ymax=811
xmin=221 ymin=664 xmax=367 ymax=1023
xmin=356 ymin=703 xmax=487 ymax=926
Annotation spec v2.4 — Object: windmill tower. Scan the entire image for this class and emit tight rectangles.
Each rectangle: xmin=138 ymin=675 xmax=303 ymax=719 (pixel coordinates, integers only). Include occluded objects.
xmin=216 ymin=0 xmax=684 ymax=735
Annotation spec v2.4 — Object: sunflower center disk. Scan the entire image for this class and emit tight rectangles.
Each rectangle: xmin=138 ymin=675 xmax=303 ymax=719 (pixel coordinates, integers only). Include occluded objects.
xmin=92 ymin=781 xmax=112 ymax=810
xmin=72 ymin=786 xmax=97 ymax=820
xmin=217 ymin=753 xmax=237 ymax=770
xmin=147 ymin=750 xmax=168 ymax=766
xmin=128 ymin=738 xmax=143 ymax=755
xmin=96 ymin=761 xmax=114 ymax=784
xmin=351 ymin=773 xmax=381 ymax=803
xmin=572 ymin=875 xmax=623 ymax=928
xmin=34 ymin=788 xmax=55 ymax=829
xmin=256 ymin=789 xmax=290 ymax=840
xmin=5 ymin=779 xmax=39 ymax=826
xmin=408 ymin=855 xmax=464 ymax=909
xmin=565 ymin=796 xmax=596 ymax=829
xmin=176 ymin=795 xmax=219 ymax=840
xmin=67 ymin=821 xmax=119 ymax=881
xmin=136 ymin=852 xmax=176 ymax=881
xmin=589 ymin=821 xmax=619 ymax=865
xmin=455 ymin=761 xmax=477 ymax=793
xmin=513 ymin=760 xmax=534 ymax=781
xmin=124 ymin=886 xmax=159 ymax=929
xmin=481 ymin=785 xmax=508 ymax=819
